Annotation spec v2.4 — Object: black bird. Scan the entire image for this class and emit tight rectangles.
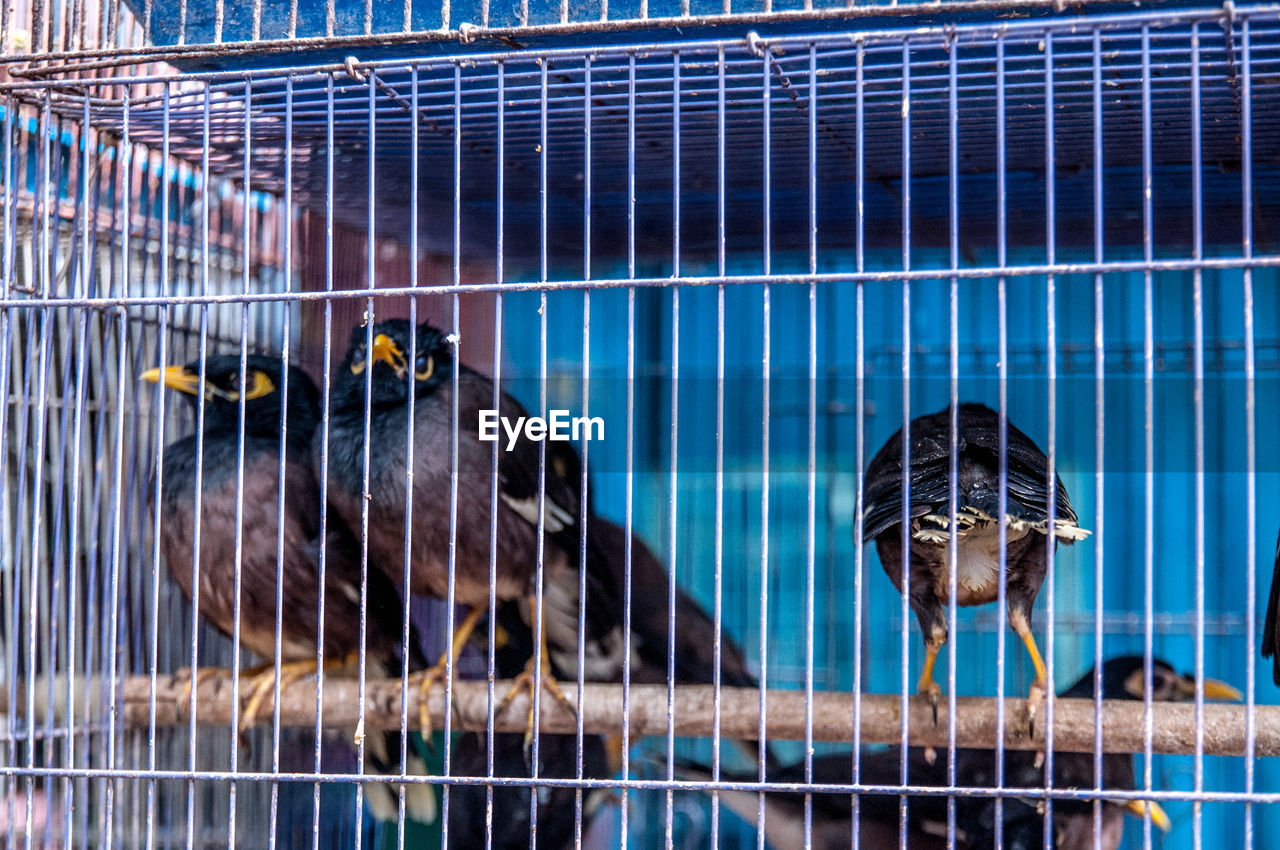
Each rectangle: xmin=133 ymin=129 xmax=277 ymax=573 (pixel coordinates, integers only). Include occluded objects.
xmin=142 ymin=354 xmax=433 ymax=825
xmin=580 ymin=513 xmax=778 ymax=770
xmin=955 ymin=655 xmax=1240 ymax=849
xmin=323 ymin=320 xmax=621 ymax=738
xmin=862 ymin=403 xmax=1089 ymax=724
xmin=1262 ymin=529 xmax=1280 ymax=684
xmin=674 ymin=747 xmax=950 ymax=849
xmin=683 ymin=657 xmax=1238 ymax=849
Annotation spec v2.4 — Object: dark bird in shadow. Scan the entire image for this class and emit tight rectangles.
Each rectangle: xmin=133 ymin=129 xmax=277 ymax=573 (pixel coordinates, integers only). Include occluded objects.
xmin=955 ymin=655 xmax=1240 ymax=849
xmin=673 ymin=657 xmax=1239 ymax=849
xmin=673 ymin=746 xmax=950 ymax=849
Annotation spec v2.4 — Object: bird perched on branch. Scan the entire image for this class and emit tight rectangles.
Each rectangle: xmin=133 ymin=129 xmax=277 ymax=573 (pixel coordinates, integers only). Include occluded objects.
xmin=323 ymin=319 xmax=622 ymax=742
xmin=955 ymin=655 xmax=1239 ymax=849
xmin=862 ymin=403 xmax=1089 ymax=728
xmin=142 ymin=354 xmax=434 ymax=825
xmin=1261 ymin=529 xmax=1280 ymax=685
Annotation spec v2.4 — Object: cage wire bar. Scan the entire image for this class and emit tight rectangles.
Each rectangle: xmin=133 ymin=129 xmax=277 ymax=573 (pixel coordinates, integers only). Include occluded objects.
xmin=0 ymin=1 xmax=1278 ymax=849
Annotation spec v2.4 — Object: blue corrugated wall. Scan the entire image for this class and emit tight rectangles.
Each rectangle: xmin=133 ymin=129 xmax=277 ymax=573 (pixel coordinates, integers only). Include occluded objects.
xmin=497 ymin=248 xmax=1280 ymax=848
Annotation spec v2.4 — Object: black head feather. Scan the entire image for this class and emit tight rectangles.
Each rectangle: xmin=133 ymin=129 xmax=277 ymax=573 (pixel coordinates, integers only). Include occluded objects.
xmin=1060 ymin=655 xmax=1214 ymax=702
xmin=157 ymin=354 xmax=320 ymax=442
xmin=335 ymin=319 xmax=451 ymax=408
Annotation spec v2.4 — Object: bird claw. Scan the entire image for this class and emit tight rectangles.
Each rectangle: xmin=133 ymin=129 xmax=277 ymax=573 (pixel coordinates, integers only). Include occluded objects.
xmin=495 ymin=663 xmax=577 ymax=755
xmin=1026 ymin=680 xmax=1046 ymax=740
xmin=918 ymin=680 xmax=942 ymax=727
xmin=411 ymin=665 xmax=448 ymax=741
xmin=239 ymin=659 xmax=322 ymax=738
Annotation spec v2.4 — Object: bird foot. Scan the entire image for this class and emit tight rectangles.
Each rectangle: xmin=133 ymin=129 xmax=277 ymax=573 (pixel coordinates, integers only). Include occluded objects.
xmin=495 ymin=658 xmax=577 ymax=753
xmin=411 ymin=606 xmax=486 ymax=742
xmin=239 ymin=659 xmax=325 ymax=737
xmin=923 ymin=746 xmax=938 ymax=766
xmin=410 ymin=661 xmax=451 ymax=744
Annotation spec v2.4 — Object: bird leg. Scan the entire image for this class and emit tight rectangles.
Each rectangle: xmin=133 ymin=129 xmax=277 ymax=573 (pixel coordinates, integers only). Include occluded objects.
xmin=917 ymin=623 xmax=947 ymax=725
xmin=240 ymin=651 xmax=358 ymax=736
xmin=916 ymin=621 xmax=948 ymax=765
xmin=1008 ymin=608 xmax=1048 ymax=738
xmin=495 ymin=595 xmax=578 ymax=751
xmin=413 ymin=605 xmax=485 ymax=737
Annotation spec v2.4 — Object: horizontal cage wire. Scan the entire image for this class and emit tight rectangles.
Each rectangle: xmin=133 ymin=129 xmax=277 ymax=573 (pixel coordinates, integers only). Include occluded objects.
xmin=0 ymin=1 xmax=1279 ymax=850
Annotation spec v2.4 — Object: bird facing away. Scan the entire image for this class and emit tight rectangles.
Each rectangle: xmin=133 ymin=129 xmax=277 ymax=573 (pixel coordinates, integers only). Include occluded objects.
xmin=1262 ymin=528 xmax=1280 ymax=684
xmin=142 ymin=354 xmax=433 ymax=826
xmin=862 ymin=403 xmax=1089 ymax=725
xmin=323 ymin=319 xmax=621 ymax=740
xmin=955 ymin=655 xmax=1241 ymax=850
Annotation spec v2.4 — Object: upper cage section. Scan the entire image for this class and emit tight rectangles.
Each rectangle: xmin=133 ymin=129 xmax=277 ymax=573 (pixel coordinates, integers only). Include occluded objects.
xmin=3 ymin=4 xmax=1277 ymax=294
xmin=0 ymin=0 xmax=1237 ymax=70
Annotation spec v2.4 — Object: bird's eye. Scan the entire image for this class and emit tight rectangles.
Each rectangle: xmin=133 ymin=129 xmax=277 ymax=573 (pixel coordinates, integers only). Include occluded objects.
xmin=415 ymin=353 xmax=434 ymax=381
xmin=350 ymin=346 xmax=367 ymax=375
xmin=207 ymin=376 xmax=240 ymax=402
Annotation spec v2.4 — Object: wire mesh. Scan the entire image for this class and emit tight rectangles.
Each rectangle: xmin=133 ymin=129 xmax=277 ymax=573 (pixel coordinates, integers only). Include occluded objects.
xmin=0 ymin=1 xmax=1277 ymax=849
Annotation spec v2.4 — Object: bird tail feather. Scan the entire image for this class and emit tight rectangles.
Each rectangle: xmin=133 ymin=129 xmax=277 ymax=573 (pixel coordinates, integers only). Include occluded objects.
xmin=362 ymin=728 xmax=437 ymax=826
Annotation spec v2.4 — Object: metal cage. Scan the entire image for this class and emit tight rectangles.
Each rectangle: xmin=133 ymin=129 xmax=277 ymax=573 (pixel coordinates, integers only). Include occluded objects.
xmin=0 ymin=0 xmax=1277 ymax=847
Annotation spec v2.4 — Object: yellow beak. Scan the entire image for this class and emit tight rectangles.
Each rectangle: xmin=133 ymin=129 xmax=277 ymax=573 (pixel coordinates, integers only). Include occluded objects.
xmin=1174 ymin=675 xmax=1243 ymax=703
xmin=1124 ymin=800 xmax=1172 ymax=832
xmin=139 ymin=365 xmax=202 ymax=396
xmin=370 ymin=333 xmax=407 ymax=376
xmin=1200 ymin=678 xmax=1244 ymax=702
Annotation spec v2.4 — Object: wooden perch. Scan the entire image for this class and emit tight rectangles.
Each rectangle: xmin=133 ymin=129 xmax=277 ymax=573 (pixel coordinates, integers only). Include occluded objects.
xmin=9 ymin=674 xmax=1278 ymax=757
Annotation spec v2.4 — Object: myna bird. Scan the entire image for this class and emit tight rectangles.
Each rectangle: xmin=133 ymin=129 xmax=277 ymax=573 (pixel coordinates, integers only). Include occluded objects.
xmin=323 ymin=319 xmax=621 ymax=740
xmin=142 ymin=354 xmax=434 ymax=825
xmin=955 ymin=655 xmax=1241 ymax=849
xmin=862 ymin=403 xmax=1089 ymax=725
xmin=1262 ymin=529 xmax=1280 ymax=684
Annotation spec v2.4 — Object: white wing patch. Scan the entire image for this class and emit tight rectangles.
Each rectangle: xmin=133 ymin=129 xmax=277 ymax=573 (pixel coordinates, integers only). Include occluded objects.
xmin=910 ymin=507 xmax=1091 ymax=594
xmin=912 ymin=506 xmax=1091 ymax=545
xmin=500 ymin=492 xmax=573 ymax=534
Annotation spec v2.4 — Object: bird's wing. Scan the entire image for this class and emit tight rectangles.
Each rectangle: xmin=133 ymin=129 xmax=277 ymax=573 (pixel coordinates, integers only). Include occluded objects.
xmin=954 ymin=405 xmax=1079 ymax=525
xmin=862 ymin=424 xmax=944 ymax=541
xmin=863 ymin=405 xmax=1078 ymax=538
xmin=481 ymin=381 xmax=584 ymax=542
